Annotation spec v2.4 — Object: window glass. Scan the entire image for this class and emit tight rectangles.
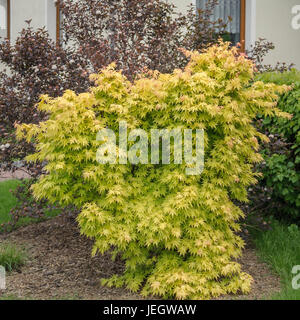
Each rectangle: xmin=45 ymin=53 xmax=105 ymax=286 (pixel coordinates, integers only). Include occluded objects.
xmin=0 ymin=0 xmax=7 ymax=39
xmin=196 ymin=0 xmax=241 ymax=44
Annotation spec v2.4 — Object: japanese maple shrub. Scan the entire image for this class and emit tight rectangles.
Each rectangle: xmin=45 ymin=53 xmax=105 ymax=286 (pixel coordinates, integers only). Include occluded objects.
xmin=16 ymin=42 xmax=290 ymax=299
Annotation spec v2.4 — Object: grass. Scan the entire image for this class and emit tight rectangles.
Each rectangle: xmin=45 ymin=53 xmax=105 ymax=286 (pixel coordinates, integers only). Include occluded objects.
xmin=0 ymin=180 xmax=22 ymax=224
xmin=0 ymin=179 xmax=61 ymax=231
xmin=252 ymin=221 xmax=300 ymax=300
xmin=0 ymin=242 xmax=27 ymax=272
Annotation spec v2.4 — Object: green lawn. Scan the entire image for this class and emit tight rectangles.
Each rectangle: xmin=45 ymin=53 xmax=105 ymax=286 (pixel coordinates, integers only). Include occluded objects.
xmin=0 ymin=179 xmax=61 ymax=230
xmin=0 ymin=179 xmax=22 ymax=224
xmin=252 ymin=221 xmax=300 ymax=300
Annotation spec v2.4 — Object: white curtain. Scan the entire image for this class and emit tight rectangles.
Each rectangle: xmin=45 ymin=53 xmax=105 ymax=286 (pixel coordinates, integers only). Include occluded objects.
xmin=0 ymin=0 xmax=7 ymax=39
xmin=0 ymin=0 xmax=6 ymax=30
xmin=196 ymin=0 xmax=241 ymax=35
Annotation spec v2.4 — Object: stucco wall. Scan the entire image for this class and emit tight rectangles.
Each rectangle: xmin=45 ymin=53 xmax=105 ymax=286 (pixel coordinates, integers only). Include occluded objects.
xmin=255 ymin=0 xmax=300 ymax=70
xmin=11 ymin=0 xmax=46 ymax=42
xmin=10 ymin=0 xmax=56 ymax=43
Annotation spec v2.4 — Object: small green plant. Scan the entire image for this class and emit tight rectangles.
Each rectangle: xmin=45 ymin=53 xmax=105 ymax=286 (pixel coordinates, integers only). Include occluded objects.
xmin=0 ymin=243 xmax=27 ymax=272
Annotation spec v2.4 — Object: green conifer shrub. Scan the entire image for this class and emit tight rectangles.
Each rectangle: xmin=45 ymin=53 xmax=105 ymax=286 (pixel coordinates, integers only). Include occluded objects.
xmin=16 ymin=42 xmax=290 ymax=299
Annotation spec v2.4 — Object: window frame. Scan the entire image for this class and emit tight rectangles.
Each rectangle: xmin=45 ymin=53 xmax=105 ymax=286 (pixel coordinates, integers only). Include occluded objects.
xmin=56 ymin=0 xmax=60 ymax=45
xmin=240 ymin=0 xmax=246 ymax=51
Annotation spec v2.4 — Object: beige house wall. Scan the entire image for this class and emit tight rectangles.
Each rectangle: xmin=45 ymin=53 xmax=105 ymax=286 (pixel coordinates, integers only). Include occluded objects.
xmin=11 ymin=0 xmax=46 ymax=43
xmin=10 ymin=0 xmax=56 ymax=43
xmin=255 ymin=0 xmax=300 ymax=70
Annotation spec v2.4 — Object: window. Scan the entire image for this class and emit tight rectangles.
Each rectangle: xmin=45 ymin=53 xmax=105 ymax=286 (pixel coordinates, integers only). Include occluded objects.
xmin=196 ymin=0 xmax=245 ymax=50
xmin=0 ymin=0 xmax=9 ymax=39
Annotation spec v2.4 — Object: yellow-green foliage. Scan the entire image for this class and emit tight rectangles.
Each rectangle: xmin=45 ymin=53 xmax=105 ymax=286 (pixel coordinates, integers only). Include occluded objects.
xmin=16 ymin=41 xmax=290 ymax=299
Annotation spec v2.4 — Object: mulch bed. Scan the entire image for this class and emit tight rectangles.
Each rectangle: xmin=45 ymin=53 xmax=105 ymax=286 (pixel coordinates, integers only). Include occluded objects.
xmin=0 ymin=215 xmax=281 ymax=300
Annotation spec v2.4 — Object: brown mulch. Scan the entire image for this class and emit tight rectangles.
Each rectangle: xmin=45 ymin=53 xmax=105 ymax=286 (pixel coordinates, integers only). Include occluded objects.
xmin=0 ymin=215 xmax=280 ymax=300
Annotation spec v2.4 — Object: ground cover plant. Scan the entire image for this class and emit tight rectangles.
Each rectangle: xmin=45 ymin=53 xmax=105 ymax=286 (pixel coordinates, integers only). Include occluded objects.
xmin=16 ymin=41 xmax=290 ymax=300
